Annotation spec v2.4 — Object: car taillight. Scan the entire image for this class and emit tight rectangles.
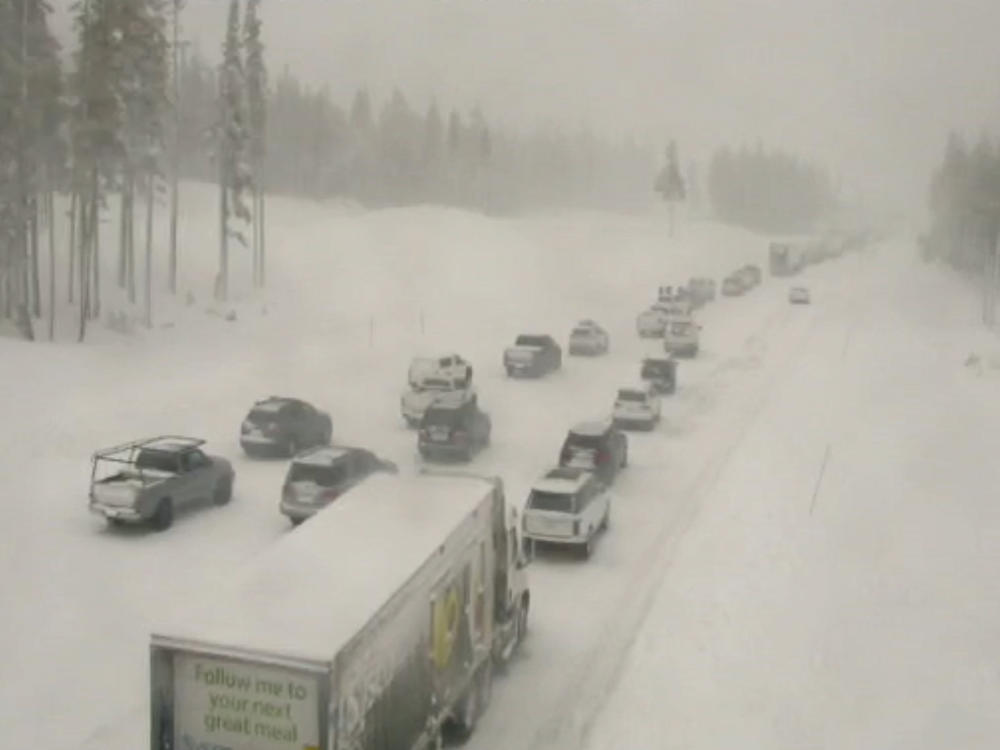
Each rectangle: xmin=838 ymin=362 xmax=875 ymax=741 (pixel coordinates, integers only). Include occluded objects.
xmin=282 ymin=485 xmax=294 ymax=502
xmin=322 ymin=488 xmax=340 ymax=501
xmin=597 ymin=450 xmax=608 ymax=464
xmin=241 ymin=421 xmax=251 ymax=434
xmin=452 ymin=430 xmax=467 ymax=443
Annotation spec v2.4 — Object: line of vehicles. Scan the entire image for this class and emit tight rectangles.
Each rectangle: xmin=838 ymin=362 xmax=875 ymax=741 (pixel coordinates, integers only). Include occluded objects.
xmin=84 ymin=233 xmax=867 ymax=750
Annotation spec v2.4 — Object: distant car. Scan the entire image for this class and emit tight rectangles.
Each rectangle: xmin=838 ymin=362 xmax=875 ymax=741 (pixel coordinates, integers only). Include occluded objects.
xmin=736 ymin=264 xmax=762 ymax=288
xmin=522 ymin=467 xmax=612 ymax=559
xmin=558 ymin=419 xmax=628 ymax=486
xmin=401 ymin=375 xmax=476 ymax=428
xmin=721 ymin=275 xmax=745 ymax=296
xmin=408 ymin=353 xmax=472 ymax=389
xmin=280 ymin=445 xmax=398 ymax=525
xmin=640 ymin=356 xmax=677 ymax=395
xmin=568 ymin=320 xmax=610 ymax=355
xmin=240 ymin=396 xmax=332 ymax=457
xmin=657 ymin=284 xmax=682 ymax=302
xmin=687 ymin=277 xmax=716 ymax=306
xmin=89 ymin=437 xmax=234 ymax=531
xmin=418 ymin=391 xmax=492 ymax=462
xmin=636 ymin=308 xmax=667 ymax=338
xmin=612 ymin=382 xmax=662 ymax=431
xmin=663 ymin=317 xmax=700 ymax=357
xmin=503 ymin=333 xmax=562 ymax=377
xmin=653 ymin=299 xmax=692 ymax=318
xmin=789 ymin=286 xmax=811 ymax=305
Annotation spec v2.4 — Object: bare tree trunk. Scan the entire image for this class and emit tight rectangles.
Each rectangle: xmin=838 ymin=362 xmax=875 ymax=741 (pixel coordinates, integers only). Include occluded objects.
xmin=252 ymin=183 xmax=259 ymax=287
xmin=78 ymin=189 xmax=91 ymax=342
xmin=259 ymin=188 xmax=266 ymax=287
xmin=218 ymin=180 xmax=229 ymax=302
xmin=68 ymin=190 xmax=77 ymax=303
xmin=145 ymin=173 xmax=154 ymax=327
xmin=91 ymin=189 xmax=101 ymax=320
xmin=118 ymin=186 xmax=128 ymax=287
xmin=127 ymin=174 xmax=136 ymax=304
xmin=48 ymin=189 xmax=56 ymax=340
xmin=30 ymin=197 xmax=41 ymax=317
xmin=169 ymin=164 xmax=179 ymax=294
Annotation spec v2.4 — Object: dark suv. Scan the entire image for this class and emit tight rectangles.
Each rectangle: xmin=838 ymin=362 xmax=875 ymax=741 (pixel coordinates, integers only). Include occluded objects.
xmin=280 ymin=445 xmax=397 ymax=525
xmin=418 ymin=392 xmax=492 ymax=462
xmin=240 ymin=396 xmax=333 ymax=457
xmin=558 ymin=419 xmax=628 ymax=486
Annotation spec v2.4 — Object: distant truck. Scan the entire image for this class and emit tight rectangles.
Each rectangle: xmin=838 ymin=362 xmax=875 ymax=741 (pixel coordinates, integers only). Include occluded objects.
xmin=401 ymin=374 xmax=476 ymax=428
xmin=503 ymin=333 xmax=562 ymax=377
xmin=89 ymin=436 xmax=234 ymax=530
xmin=769 ymin=241 xmax=805 ymax=276
xmin=149 ymin=471 xmax=530 ymax=750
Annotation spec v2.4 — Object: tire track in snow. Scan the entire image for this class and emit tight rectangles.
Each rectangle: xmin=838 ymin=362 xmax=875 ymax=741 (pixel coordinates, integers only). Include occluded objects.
xmin=526 ymin=305 xmax=821 ymax=750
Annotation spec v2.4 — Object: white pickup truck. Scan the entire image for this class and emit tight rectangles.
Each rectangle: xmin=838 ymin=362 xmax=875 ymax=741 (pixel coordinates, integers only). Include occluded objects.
xmin=401 ymin=375 xmax=476 ymax=428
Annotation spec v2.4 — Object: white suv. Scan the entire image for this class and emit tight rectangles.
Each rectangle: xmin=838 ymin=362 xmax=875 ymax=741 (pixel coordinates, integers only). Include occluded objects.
xmin=612 ymin=382 xmax=661 ymax=430
xmin=522 ymin=467 xmax=612 ymax=559
xmin=663 ymin=316 xmax=700 ymax=357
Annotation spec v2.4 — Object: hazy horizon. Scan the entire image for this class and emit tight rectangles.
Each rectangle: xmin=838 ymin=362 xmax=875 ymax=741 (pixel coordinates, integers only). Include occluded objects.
xmin=51 ymin=0 xmax=1000 ymax=221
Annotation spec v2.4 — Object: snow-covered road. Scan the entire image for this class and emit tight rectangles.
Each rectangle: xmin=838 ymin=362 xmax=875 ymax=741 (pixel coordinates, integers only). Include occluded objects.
xmin=3 ymin=191 xmax=994 ymax=750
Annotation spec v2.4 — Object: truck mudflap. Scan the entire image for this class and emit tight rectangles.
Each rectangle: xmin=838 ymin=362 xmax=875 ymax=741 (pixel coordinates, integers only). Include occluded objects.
xmin=492 ymin=618 xmax=519 ymax=665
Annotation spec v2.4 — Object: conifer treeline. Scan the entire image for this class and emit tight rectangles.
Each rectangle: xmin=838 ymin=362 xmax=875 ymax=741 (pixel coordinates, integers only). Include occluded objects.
xmin=707 ymin=145 xmax=837 ymax=233
xmin=174 ymin=51 xmax=655 ymax=214
xmin=923 ymin=132 xmax=1000 ymax=276
xmin=2 ymin=0 xmax=655 ymax=342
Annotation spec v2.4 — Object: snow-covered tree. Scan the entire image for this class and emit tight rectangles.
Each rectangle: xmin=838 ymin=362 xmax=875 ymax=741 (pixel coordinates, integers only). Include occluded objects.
xmin=167 ymin=0 xmax=185 ymax=295
xmin=0 ymin=0 xmax=62 ymax=339
xmin=214 ymin=0 xmax=250 ymax=302
xmin=243 ymin=0 xmax=266 ymax=287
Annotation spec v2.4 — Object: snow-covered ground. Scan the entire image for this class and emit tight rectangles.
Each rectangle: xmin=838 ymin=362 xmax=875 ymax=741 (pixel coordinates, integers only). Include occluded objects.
xmin=1 ymin=185 xmax=997 ymax=749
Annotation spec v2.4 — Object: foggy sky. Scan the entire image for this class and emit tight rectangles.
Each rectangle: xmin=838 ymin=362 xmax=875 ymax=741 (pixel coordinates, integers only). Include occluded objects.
xmin=52 ymin=0 xmax=1000 ymax=218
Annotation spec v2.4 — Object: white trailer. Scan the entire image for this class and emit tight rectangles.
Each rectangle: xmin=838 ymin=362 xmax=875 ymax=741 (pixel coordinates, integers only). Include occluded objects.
xmin=150 ymin=472 xmax=530 ymax=750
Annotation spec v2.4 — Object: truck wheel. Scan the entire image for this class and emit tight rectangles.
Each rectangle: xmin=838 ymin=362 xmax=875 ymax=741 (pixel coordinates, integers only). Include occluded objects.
xmin=581 ymin=534 xmax=594 ymax=559
xmin=213 ymin=476 xmax=232 ymax=505
xmin=517 ymin=596 xmax=530 ymax=641
xmin=151 ymin=498 xmax=173 ymax=531
xmin=476 ymin=661 xmax=494 ymax=719
xmin=453 ymin=678 xmax=479 ymax=740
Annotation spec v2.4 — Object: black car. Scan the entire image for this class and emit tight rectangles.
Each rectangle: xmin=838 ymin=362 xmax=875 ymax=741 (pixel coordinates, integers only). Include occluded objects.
xmin=721 ymin=275 xmax=745 ymax=296
xmin=418 ymin=392 xmax=492 ymax=462
xmin=280 ymin=445 xmax=397 ymax=525
xmin=558 ymin=419 xmax=628 ymax=486
xmin=640 ymin=357 xmax=677 ymax=394
xmin=239 ymin=396 xmax=332 ymax=457
xmin=504 ymin=334 xmax=563 ymax=377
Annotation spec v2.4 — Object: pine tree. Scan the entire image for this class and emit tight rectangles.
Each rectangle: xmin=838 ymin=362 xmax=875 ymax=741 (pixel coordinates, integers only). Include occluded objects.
xmin=243 ymin=0 xmax=266 ymax=288
xmin=0 ymin=0 xmax=63 ymax=339
xmin=167 ymin=0 xmax=185 ymax=295
xmin=214 ymin=0 xmax=250 ymax=302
